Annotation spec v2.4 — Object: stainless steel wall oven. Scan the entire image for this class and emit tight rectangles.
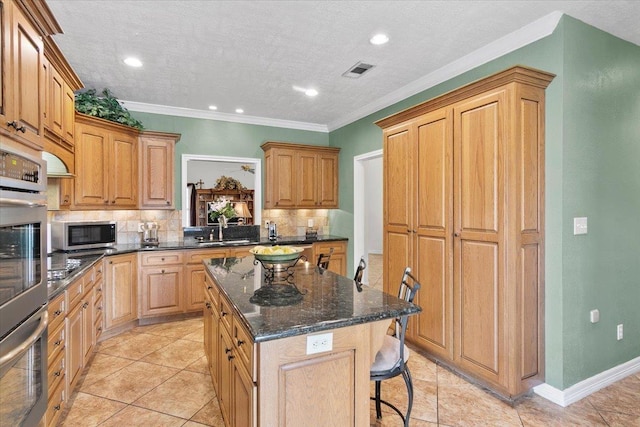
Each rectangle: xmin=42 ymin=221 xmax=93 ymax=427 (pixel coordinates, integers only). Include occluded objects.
xmin=0 ymin=146 xmax=48 ymax=426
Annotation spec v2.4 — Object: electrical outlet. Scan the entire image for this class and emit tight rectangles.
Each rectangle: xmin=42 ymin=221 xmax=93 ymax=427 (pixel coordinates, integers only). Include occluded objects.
xmin=137 ymin=222 xmax=144 ymax=232
xmin=617 ymin=324 xmax=623 ymax=340
xmin=264 ymin=220 xmax=270 ymax=229
xmin=306 ymin=333 xmax=333 ymax=354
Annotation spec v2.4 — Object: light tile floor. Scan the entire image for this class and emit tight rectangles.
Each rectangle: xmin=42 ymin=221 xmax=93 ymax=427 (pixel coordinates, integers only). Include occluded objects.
xmin=59 ymin=317 xmax=639 ymax=426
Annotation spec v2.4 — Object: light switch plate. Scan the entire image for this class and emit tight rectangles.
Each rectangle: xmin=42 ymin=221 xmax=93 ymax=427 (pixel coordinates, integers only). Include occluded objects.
xmin=590 ymin=309 xmax=599 ymax=323
xmin=574 ymin=217 xmax=588 ymax=235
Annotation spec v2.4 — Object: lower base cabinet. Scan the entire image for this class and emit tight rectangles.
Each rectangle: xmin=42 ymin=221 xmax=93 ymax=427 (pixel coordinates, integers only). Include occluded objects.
xmin=203 ymin=269 xmax=380 ymax=427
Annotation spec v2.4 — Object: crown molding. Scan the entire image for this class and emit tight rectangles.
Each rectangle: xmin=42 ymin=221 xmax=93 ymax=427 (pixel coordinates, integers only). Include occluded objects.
xmin=119 ymin=11 xmax=562 ymax=135
xmin=326 ymin=11 xmax=563 ymax=131
xmin=120 ymin=100 xmax=329 ymax=133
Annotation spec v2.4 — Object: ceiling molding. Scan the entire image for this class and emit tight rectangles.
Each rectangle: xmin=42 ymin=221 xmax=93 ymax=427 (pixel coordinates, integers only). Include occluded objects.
xmin=120 ymin=11 xmax=562 ymax=135
xmin=326 ymin=11 xmax=564 ymax=131
xmin=121 ymin=100 xmax=329 ymax=133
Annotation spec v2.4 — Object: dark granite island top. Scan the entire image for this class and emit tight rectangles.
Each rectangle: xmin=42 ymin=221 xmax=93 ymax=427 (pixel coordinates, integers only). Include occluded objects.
xmin=203 ymin=255 xmax=421 ymax=426
xmin=204 ymin=256 xmax=421 ymax=343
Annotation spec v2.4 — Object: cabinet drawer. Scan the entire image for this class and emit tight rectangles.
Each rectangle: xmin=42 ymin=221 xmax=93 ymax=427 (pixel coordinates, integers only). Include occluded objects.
xmin=47 ymin=320 xmax=65 ymax=365
xmin=48 ymin=293 xmax=66 ymax=332
xmin=47 ymin=350 xmax=65 ymax=399
xmin=141 ymin=251 xmax=183 ymax=266
xmin=66 ymin=277 xmax=83 ymax=310
xmin=219 ymin=295 xmax=233 ymax=333
xmin=45 ymin=379 xmax=66 ymax=427
xmin=185 ymin=249 xmax=228 ymax=264
xmin=204 ymin=273 xmax=220 ymax=307
xmin=313 ymin=241 xmax=346 ymax=255
xmin=94 ymin=261 xmax=104 ymax=281
xmin=234 ymin=318 xmax=254 ymax=380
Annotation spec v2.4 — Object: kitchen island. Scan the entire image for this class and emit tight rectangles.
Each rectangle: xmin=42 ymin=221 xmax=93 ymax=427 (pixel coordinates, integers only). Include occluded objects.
xmin=203 ymin=256 xmax=421 ymax=427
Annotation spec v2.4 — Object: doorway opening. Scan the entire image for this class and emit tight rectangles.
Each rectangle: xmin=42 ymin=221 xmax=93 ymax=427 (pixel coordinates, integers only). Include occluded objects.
xmin=353 ymin=149 xmax=383 ymax=288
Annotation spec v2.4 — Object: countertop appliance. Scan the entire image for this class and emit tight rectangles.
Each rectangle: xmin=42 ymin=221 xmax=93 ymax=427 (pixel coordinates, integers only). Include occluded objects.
xmin=51 ymin=220 xmax=117 ymax=251
xmin=0 ymin=146 xmax=48 ymax=426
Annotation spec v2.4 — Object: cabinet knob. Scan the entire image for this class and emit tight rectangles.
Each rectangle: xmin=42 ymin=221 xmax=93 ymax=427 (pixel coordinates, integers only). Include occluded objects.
xmin=221 ymin=310 xmax=227 ymax=317
xmin=161 ymin=258 xmax=165 ymax=261
xmin=237 ymin=339 xmax=245 ymax=346
xmin=54 ymin=369 xmax=62 ymax=377
xmin=166 ymin=200 xmax=171 ymax=205
xmin=454 ymin=232 xmax=460 ymax=237
xmin=161 ymin=269 xmax=165 ymax=274
xmin=54 ymin=309 xmax=63 ymax=316
xmin=227 ymin=354 xmax=235 ymax=361
xmin=54 ymin=404 xmax=61 ymax=412
xmin=104 ymin=200 xmax=109 ymax=204
xmin=54 ymin=339 xmax=62 ymax=347
xmin=111 ymin=200 xmax=116 ymax=204
xmin=205 ymin=302 xmax=211 ymax=309
xmin=225 ymin=347 xmax=232 ymax=354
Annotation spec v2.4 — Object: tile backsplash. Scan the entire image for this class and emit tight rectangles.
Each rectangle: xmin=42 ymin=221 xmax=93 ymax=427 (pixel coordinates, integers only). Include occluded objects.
xmin=47 ymin=209 xmax=331 ymax=245
xmin=48 ymin=210 xmax=184 ymax=245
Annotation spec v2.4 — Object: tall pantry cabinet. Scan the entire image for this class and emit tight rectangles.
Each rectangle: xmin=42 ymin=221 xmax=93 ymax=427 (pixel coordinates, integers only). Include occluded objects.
xmin=377 ymin=66 xmax=554 ymax=398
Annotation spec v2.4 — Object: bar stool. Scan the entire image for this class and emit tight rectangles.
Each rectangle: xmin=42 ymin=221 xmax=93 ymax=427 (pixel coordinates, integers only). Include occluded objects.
xmin=353 ymin=257 xmax=367 ymax=291
xmin=370 ymin=267 xmax=420 ymax=426
xmin=316 ymin=247 xmax=333 ymax=270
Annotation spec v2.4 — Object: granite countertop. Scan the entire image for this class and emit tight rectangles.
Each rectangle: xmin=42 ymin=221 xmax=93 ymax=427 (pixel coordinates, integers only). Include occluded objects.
xmin=205 ymin=256 xmax=421 ymax=343
xmin=46 ymin=235 xmax=347 ymax=300
xmin=104 ymin=234 xmax=347 ymax=254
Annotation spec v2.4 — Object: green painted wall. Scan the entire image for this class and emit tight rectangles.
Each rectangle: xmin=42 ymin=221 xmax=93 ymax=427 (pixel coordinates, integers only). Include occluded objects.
xmin=329 ymin=16 xmax=639 ymax=390
xmin=128 ymin=15 xmax=639 ymax=391
xmin=129 ymin=112 xmax=329 ymax=207
xmin=559 ymin=17 xmax=640 ymax=387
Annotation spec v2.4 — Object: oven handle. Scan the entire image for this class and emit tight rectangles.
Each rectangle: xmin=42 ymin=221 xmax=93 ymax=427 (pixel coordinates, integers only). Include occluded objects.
xmin=0 ymin=310 xmax=48 ymax=368
xmin=0 ymin=196 xmax=47 ymax=208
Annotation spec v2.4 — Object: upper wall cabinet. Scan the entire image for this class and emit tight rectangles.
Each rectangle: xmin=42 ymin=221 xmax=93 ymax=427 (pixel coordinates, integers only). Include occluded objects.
xmin=74 ymin=113 xmax=139 ymax=209
xmin=261 ymin=141 xmax=340 ymax=209
xmin=139 ymin=130 xmax=180 ymax=209
xmin=43 ymin=36 xmax=83 ymax=172
xmin=0 ymin=0 xmax=49 ymax=149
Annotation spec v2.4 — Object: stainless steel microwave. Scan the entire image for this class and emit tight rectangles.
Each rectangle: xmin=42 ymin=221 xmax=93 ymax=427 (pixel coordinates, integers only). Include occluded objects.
xmin=51 ymin=220 xmax=117 ymax=251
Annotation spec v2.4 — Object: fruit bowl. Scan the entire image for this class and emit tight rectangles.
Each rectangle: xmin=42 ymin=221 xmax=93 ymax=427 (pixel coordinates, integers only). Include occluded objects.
xmin=250 ymin=245 xmax=304 ymax=263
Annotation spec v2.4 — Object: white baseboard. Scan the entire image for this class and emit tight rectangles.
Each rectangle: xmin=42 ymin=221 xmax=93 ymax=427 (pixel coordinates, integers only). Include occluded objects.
xmin=534 ymin=356 xmax=640 ymax=407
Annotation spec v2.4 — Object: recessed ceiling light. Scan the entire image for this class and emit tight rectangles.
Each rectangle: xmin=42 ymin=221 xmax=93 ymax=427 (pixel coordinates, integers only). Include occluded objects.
xmin=369 ymin=34 xmax=389 ymax=45
xmin=305 ymin=89 xmax=318 ymax=97
xmin=235 ymin=108 xmax=244 ymax=114
xmin=123 ymin=57 xmax=143 ymax=67
xmin=208 ymin=105 xmax=217 ymax=110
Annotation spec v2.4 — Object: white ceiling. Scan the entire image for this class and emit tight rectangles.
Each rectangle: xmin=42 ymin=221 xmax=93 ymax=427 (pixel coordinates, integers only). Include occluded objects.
xmin=47 ymin=1 xmax=640 ymax=132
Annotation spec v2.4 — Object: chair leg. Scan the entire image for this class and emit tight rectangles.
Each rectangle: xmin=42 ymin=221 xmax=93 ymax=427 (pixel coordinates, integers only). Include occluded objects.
xmin=401 ymin=367 xmax=414 ymax=427
xmin=375 ymin=380 xmax=382 ymax=419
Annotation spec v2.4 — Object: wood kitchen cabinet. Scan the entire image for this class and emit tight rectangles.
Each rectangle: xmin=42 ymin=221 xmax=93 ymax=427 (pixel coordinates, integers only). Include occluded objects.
xmin=42 ymin=36 xmax=82 ymax=163
xmin=104 ymin=253 xmax=138 ymax=331
xmin=184 ymin=248 xmax=229 ymax=312
xmin=203 ymin=268 xmax=256 ymax=427
xmin=45 ymin=292 xmax=67 ymax=427
xmin=377 ymin=66 xmax=553 ymax=398
xmin=139 ymin=130 xmax=180 ymax=209
xmin=261 ymin=142 xmax=340 ymax=209
xmin=74 ymin=113 xmax=138 ymax=209
xmin=0 ymin=0 xmax=46 ymax=149
xmin=45 ymin=264 xmax=102 ymax=427
xmin=139 ymin=251 xmax=184 ymax=317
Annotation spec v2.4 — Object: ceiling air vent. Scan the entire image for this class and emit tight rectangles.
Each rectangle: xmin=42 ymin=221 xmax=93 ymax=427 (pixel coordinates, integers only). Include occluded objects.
xmin=342 ymin=62 xmax=375 ymax=78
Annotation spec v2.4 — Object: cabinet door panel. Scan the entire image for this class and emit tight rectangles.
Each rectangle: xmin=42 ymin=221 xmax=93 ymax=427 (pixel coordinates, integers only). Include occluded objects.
xmin=317 ymin=153 xmax=338 ymax=207
xmin=12 ymin=4 xmax=44 ymax=146
xmin=75 ymin=126 xmax=108 ymax=206
xmin=141 ymin=267 xmax=183 ymax=316
xmin=384 ymin=126 xmax=412 ymax=230
xmin=457 ymin=240 xmax=500 ymax=376
xmin=110 ymin=133 xmax=138 ymax=207
xmin=456 ymin=94 xmax=503 ymax=234
xmin=105 ymin=254 xmax=137 ymax=329
xmin=296 ymin=151 xmax=317 ymax=207
xmin=272 ymin=150 xmax=295 ymax=208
